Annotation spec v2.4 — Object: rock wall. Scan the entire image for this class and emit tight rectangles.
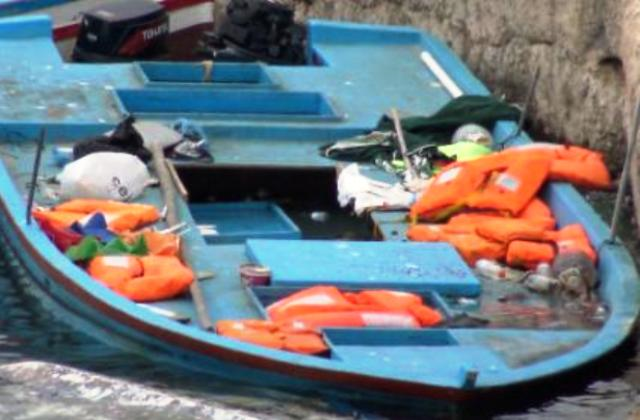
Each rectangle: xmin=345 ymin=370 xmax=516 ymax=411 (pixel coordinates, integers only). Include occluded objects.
xmin=215 ymin=1 xmax=636 ymax=170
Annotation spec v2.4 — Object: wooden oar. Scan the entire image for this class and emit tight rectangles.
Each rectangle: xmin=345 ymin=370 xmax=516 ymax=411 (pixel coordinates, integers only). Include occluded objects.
xmin=150 ymin=142 xmax=215 ymax=331
xmin=390 ymin=108 xmax=419 ymax=181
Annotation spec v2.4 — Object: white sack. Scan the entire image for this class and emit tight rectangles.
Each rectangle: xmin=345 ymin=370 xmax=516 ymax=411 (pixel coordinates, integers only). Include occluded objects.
xmin=337 ymin=163 xmax=415 ymax=215
xmin=58 ymin=152 xmax=153 ymax=201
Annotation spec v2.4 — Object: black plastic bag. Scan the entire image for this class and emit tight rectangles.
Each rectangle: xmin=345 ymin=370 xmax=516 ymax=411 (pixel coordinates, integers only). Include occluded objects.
xmin=72 ymin=115 xmax=152 ymax=163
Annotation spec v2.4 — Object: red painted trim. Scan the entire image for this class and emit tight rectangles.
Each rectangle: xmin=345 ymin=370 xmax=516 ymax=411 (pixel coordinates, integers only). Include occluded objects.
xmin=160 ymin=0 xmax=212 ymax=12
xmin=0 ymin=194 xmax=470 ymax=402
xmin=52 ymin=0 xmax=213 ymax=41
xmin=53 ymin=23 xmax=78 ymax=41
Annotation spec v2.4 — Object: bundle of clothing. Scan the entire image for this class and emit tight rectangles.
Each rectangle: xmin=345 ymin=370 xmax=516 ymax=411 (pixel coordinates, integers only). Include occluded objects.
xmin=320 ymin=95 xmax=520 ymax=167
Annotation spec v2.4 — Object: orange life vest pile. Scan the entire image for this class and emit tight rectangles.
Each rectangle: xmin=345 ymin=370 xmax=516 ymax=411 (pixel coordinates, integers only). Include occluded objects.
xmin=34 ymin=199 xmax=161 ymax=234
xmin=217 ymin=286 xmax=443 ymax=355
xmin=407 ymin=143 xmax=609 ymax=268
xmin=35 ymin=199 xmax=194 ymax=302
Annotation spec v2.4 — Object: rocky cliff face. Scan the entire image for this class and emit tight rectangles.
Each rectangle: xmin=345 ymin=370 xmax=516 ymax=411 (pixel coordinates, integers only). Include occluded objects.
xmin=287 ymin=0 xmax=632 ymax=170
xmin=215 ymin=1 xmax=634 ymax=170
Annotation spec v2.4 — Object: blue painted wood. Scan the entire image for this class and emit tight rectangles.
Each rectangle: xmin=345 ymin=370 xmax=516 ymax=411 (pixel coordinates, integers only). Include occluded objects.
xmin=114 ymin=89 xmax=340 ymax=119
xmin=246 ymin=240 xmax=481 ymax=296
xmin=137 ymin=62 xmax=277 ymax=89
xmin=190 ymin=202 xmax=301 ymax=244
xmin=0 ymin=15 xmax=637 ymax=404
xmin=325 ymin=328 xmax=509 ymax=385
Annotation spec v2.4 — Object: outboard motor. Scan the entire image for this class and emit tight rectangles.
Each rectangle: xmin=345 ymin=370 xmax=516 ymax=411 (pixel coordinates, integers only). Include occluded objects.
xmin=72 ymin=0 xmax=169 ymax=62
xmin=199 ymin=0 xmax=307 ymax=65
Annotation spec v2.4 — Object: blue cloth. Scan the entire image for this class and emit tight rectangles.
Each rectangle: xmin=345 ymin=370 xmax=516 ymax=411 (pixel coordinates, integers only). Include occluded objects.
xmin=173 ymin=118 xmax=206 ymax=142
xmin=170 ymin=119 xmax=212 ymax=161
xmin=70 ymin=213 xmax=116 ymax=242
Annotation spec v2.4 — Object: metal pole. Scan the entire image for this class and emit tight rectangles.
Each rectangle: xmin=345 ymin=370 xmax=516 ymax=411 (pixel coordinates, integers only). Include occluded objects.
xmin=515 ymin=66 xmax=540 ymax=138
xmin=610 ymin=98 xmax=640 ymax=242
xmin=390 ymin=108 xmax=419 ymax=181
xmin=26 ymin=128 xmax=46 ymax=225
xmin=150 ymin=142 xmax=215 ymax=331
xmin=500 ymin=67 xmax=541 ymax=146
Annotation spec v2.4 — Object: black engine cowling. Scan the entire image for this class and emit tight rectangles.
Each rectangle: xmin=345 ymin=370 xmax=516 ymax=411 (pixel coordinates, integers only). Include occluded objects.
xmin=72 ymin=0 xmax=169 ymax=62
xmin=199 ymin=0 xmax=307 ymax=65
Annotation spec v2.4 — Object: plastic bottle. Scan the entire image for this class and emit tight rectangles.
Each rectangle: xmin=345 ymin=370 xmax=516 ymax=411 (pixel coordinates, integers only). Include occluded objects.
xmin=523 ymin=273 xmax=559 ymax=293
xmin=475 ymin=259 xmax=524 ymax=281
xmin=536 ymin=262 xmax=553 ymax=277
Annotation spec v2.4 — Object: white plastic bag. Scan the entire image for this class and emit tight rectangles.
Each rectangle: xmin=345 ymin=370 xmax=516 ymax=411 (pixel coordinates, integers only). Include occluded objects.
xmin=58 ymin=152 xmax=153 ymax=201
xmin=337 ymin=163 xmax=415 ymax=215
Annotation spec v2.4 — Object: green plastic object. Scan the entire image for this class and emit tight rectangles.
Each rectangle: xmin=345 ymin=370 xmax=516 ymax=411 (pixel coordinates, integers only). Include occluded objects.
xmin=65 ymin=235 xmax=148 ymax=261
xmin=438 ymin=141 xmax=492 ymax=162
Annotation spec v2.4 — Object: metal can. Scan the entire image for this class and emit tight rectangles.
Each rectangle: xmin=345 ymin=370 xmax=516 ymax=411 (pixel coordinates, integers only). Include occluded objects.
xmin=239 ymin=264 xmax=272 ymax=286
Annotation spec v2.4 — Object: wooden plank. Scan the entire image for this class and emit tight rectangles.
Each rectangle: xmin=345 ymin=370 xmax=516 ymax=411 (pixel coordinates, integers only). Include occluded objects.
xmin=150 ymin=142 xmax=214 ymax=331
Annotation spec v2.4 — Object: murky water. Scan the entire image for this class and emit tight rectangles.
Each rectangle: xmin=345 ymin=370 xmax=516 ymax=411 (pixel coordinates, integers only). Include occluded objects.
xmin=0 ymin=259 xmax=346 ymax=419
xmin=0 ymin=193 xmax=639 ymax=419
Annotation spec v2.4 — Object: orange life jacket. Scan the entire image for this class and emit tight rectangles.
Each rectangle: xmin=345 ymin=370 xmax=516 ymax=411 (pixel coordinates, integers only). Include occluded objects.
xmin=33 ymin=209 xmax=86 ymax=228
xmin=268 ymin=287 xmax=442 ymax=327
xmin=475 ymin=218 xmax=551 ymax=244
xmin=88 ymin=255 xmax=193 ymax=302
xmin=410 ymin=144 xmax=610 ymax=220
xmin=444 ymin=199 xmax=555 ymax=232
xmin=216 ymin=319 xmax=329 ymax=354
xmin=348 ymin=289 xmax=423 ymax=310
xmin=55 ymin=199 xmax=160 ymax=224
xmin=518 ymin=198 xmax=556 ymax=229
xmin=410 ymin=163 xmax=488 ymax=221
xmin=445 ymin=213 xmax=507 ymax=234
xmin=467 ymin=156 xmax=551 ymax=215
xmin=35 ymin=199 xmax=160 ymax=233
xmin=346 ymin=289 xmax=442 ymax=327
xmin=546 ymin=224 xmax=597 ymax=262
xmin=87 ymin=255 xmax=143 ymax=289
xmin=121 ymin=230 xmax=180 ymax=257
xmin=407 ymin=304 xmax=444 ymax=327
xmin=266 ymin=286 xmax=357 ymax=322
xmin=407 ymin=224 xmax=506 ymax=265
xmin=282 ymin=332 xmax=329 ymax=354
xmin=506 ymin=143 xmax=611 ymax=189
xmin=506 ymin=240 xmax=556 ymax=269
xmin=217 ymin=320 xmax=284 ymax=350
xmin=277 ymin=310 xmax=422 ymax=331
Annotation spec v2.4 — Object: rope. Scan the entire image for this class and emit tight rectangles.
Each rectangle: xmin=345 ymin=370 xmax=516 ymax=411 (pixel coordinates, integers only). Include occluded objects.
xmin=201 ymin=60 xmax=214 ymax=82
xmin=609 ymin=98 xmax=640 ymax=243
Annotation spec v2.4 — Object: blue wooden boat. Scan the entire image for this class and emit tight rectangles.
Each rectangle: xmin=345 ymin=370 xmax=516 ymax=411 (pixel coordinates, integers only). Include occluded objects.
xmin=0 ymin=13 xmax=638 ymax=407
